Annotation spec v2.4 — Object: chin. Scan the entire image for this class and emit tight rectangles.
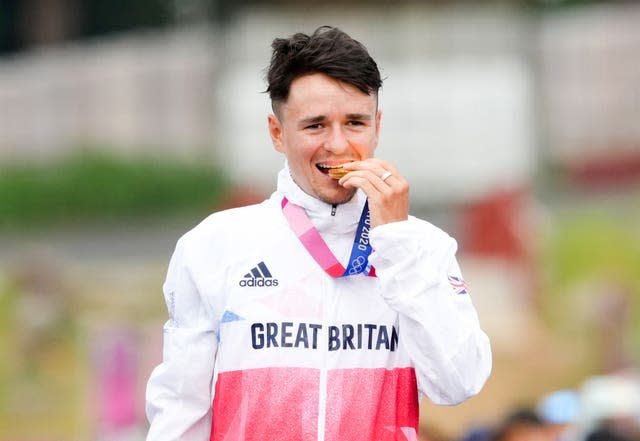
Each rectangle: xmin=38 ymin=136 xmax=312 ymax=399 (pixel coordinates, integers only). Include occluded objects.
xmin=317 ymin=188 xmax=357 ymax=206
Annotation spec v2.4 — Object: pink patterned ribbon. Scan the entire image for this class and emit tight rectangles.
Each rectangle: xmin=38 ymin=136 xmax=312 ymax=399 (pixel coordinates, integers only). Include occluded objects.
xmin=281 ymin=197 xmax=376 ymax=278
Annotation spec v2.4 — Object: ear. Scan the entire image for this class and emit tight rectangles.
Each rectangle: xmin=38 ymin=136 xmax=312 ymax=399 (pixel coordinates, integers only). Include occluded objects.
xmin=268 ymin=114 xmax=284 ymax=153
xmin=373 ymin=109 xmax=382 ymax=148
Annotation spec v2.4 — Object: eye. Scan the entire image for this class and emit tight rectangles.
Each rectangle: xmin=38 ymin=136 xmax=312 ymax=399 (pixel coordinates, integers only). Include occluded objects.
xmin=347 ymin=120 xmax=365 ymax=126
xmin=305 ymin=123 xmax=323 ymax=130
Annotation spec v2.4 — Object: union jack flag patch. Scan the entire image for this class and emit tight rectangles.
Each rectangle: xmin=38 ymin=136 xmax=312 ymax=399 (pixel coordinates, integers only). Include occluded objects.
xmin=448 ymin=275 xmax=469 ymax=295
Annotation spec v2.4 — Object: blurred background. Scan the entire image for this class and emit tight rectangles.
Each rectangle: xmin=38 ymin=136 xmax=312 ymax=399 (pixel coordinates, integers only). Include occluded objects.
xmin=1 ymin=0 xmax=639 ymax=440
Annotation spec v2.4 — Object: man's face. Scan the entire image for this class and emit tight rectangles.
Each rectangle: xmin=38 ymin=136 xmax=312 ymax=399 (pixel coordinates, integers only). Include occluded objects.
xmin=268 ymin=73 xmax=381 ymax=205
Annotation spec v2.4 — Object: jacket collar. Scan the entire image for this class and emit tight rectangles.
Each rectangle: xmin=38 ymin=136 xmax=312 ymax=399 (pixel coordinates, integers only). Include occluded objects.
xmin=273 ymin=162 xmax=367 ymax=235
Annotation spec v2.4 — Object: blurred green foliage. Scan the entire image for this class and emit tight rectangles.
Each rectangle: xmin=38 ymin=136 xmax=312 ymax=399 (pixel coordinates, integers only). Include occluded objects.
xmin=0 ymin=150 xmax=230 ymax=229
xmin=548 ymin=215 xmax=640 ymax=289
xmin=542 ymin=207 xmax=640 ymax=363
xmin=0 ymin=278 xmax=85 ymax=437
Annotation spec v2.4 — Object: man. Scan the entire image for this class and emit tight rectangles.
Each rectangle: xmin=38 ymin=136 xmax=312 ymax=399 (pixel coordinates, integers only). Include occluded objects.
xmin=146 ymin=26 xmax=491 ymax=441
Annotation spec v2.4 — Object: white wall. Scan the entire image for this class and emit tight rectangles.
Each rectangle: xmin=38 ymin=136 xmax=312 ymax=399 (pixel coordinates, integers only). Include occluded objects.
xmin=0 ymin=27 xmax=219 ymax=161
xmin=539 ymin=4 xmax=640 ymax=163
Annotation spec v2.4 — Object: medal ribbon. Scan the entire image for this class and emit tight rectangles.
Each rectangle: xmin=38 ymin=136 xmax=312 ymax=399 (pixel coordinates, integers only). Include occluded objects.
xmin=281 ymin=196 xmax=376 ymax=278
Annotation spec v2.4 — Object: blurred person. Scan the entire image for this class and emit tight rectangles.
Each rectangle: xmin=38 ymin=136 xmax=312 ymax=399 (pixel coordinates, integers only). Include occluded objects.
xmin=493 ymin=409 xmax=548 ymax=441
xmin=577 ymin=374 xmax=640 ymax=441
xmin=460 ymin=426 xmax=495 ymax=441
xmin=537 ymin=389 xmax=581 ymax=441
xmin=585 ymin=423 xmax=638 ymax=441
xmin=145 ymin=26 xmax=491 ymax=441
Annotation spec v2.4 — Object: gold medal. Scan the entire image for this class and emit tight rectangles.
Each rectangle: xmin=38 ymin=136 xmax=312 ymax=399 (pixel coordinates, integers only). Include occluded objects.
xmin=327 ymin=167 xmax=348 ymax=179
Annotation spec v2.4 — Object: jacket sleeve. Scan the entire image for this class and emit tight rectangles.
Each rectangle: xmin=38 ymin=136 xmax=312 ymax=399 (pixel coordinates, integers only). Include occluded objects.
xmin=368 ymin=218 xmax=492 ymax=405
xmin=146 ymin=236 xmax=219 ymax=440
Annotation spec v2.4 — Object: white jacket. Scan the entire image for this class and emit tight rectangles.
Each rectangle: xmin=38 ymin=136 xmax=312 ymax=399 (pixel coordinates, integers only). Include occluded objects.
xmin=146 ymin=167 xmax=492 ymax=441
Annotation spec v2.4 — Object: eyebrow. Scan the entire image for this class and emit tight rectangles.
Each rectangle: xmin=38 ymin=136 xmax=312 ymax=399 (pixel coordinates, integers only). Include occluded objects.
xmin=298 ymin=115 xmax=326 ymax=127
xmin=345 ymin=113 xmax=372 ymax=121
xmin=297 ymin=113 xmax=372 ymax=127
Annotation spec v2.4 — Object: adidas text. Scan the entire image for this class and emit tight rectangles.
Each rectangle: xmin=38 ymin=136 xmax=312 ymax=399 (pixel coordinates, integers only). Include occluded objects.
xmin=239 ymin=278 xmax=279 ymax=287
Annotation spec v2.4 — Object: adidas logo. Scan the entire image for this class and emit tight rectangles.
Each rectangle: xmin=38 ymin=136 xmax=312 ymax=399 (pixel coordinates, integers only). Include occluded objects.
xmin=239 ymin=261 xmax=279 ymax=287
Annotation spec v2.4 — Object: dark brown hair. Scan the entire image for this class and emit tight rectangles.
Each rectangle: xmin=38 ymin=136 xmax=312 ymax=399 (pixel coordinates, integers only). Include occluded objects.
xmin=266 ymin=26 xmax=382 ymax=114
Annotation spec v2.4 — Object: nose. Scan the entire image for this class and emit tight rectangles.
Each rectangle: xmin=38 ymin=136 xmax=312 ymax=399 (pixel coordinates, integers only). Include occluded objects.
xmin=324 ymin=125 xmax=349 ymax=154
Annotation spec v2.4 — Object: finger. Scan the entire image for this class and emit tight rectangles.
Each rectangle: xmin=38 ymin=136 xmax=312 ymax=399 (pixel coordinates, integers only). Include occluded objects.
xmin=342 ymin=160 xmax=395 ymax=186
xmin=347 ymin=159 xmax=405 ymax=184
xmin=365 ymin=159 xmax=409 ymax=187
xmin=340 ymin=169 xmax=392 ymax=195
xmin=379 ymin=170 xmax=393 ymax=184
xmin=341 ymin=174 xmax=408 ymax=227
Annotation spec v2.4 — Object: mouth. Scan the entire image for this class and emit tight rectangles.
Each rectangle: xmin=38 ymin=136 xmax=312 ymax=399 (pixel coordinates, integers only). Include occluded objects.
xmin=316 ymin=163 xmax=349 ymax=180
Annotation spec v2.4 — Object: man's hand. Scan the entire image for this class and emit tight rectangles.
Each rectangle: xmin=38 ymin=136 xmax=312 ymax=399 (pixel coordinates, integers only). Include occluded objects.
xmin=339 ymin=159 xmax=409 ymax=228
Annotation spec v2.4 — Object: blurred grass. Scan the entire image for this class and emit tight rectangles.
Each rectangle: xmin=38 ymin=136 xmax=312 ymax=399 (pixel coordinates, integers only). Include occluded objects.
xmin=541 ymin=208 xmax=640 ymax=364
xmin=0 ymin=150 xmax=230 ymax=229
xmin=0 ymin=279 xmax=86 ymax=439
xmin=548 ymin=214 xmax=640 ymax=290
